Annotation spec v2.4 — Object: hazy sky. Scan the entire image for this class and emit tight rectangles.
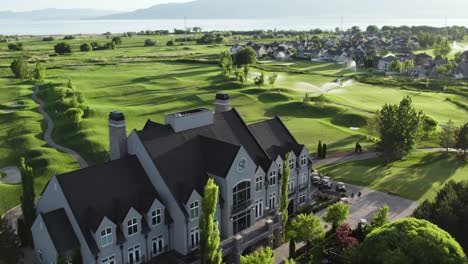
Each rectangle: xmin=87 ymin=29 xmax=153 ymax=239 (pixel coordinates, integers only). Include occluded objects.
xmin=1 ymin=0 xmax=191 ymax=12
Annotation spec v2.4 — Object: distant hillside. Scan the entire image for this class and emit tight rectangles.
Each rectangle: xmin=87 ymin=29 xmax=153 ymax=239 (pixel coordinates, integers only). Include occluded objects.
xmin=0 ymin=8 xmax=119 ymax=20
xmin=100 ymin=0 xmax=468 ymax=19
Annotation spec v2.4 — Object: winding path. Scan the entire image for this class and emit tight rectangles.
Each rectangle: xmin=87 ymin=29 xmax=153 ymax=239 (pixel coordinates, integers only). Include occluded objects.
xmin=32 ymin=85 xmax=88 ymax=168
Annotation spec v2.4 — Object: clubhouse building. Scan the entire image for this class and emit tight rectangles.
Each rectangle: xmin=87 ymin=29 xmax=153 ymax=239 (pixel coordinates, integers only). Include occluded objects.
xmin=31 ymin=93 xmax=313 ymax=264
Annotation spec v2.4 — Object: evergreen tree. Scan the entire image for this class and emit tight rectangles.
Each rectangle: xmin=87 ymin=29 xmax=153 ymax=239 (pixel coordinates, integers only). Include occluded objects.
xmin=317 ymin=140 xmax=322 ymax=159
xmin=20 ymin=157 xmax=35 ymax=246
xmin=0 ymin=217 xmax=21 ymax=264
xmin=280 ymin=152 xmax=291 ymax=242
xmin=199 ymin=179 xmax=222 ymax=264
xmin=322 ymin=144 xmax=327 ymax=159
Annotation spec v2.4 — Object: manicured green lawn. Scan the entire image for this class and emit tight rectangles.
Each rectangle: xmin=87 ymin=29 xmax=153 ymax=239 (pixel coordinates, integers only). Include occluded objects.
xmin=317 ymin=152 xmax=467 ymax=202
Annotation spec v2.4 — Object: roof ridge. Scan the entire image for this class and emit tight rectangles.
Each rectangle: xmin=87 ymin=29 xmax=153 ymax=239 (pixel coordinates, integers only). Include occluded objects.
xmin=273 ymin=115 xmax=300 ymax=145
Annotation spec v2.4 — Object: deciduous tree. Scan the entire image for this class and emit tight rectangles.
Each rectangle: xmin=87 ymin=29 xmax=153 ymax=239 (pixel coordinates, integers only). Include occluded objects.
xmin=434 ymin=39 xmax=452 ymax=58
xmin=234 ymin=47 xmax=257 ymax=67
xmin=268 ymin=73 xmax=278 ymax=88
xmin=33 ymin=62 xmax=46 ymax=82
xmin=199 ymin=179 xmax=222 ymax=264
xmin=54 ymin=42 xmax=72 ymax=54
xmin=323 ymin=202 xmax=350 ymax=229
xmin=291 ymin=213 xmax=325 ymax=249
xmin=10 ymin=58 xmax=29 ymax=79
xmin=80 ymin=43 xmax=92 ymax=52
xmin=440 ymin=120 xmax=456 ymax=153
xmin=371 ymin=205 xmax=389 ymax=228
xmin=219 ymin=51 xmax=233 ymax=78
xmin=254 ymin=72 xmax=265 ymax=88
xmin=240 ymin=247 xmax=274 ymax=264
xmin=65 ymin=108 xmax=84 ymax=127
xmin=455 ymin=123 xmax=468 ymax=156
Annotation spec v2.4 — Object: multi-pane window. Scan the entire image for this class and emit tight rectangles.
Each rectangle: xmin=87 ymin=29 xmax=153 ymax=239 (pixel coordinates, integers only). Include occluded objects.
xmin=190 ymin=227 xmax=200 ymax=249
xmin=269 ymin=170 xmax=277 ymax=185
xmin=101 ymin=255 xmax=115 ymax=264
xmin=269 ymin=193 xmax=276 ymax=210
xmin=255 ymin=199 xmax=263 ymax=218
xmin=151 ymin=209 xmax=162 ymax=226
xmin=300 ymin=173 xmax=307 ymax=186
xmin=299 ymin=193 xmax=306 ymax=205
xmin=152 ymin=235 xmax=164 ymax=255
xmin=288 ymin=180 xmax=295 ymax=193
xmin=300 ymin=154 xmax=307 ymax=166
xmin=255 ymin=176 xmax=263 ymax=192
xmin=100 ymin=227 xmax=113 ymax=247
xmin=127 ymin=218 xmax=138 ymax=236
xmin=289 ymin=157 xmax=296 ymax=170
xmin=128 ymin=244 xmax=141 ymax=263
xmin=277 ymin=162 xmax=282 ymax=174
xmin=190 ymin=201 xmax=199 ymax=220
xmin=233 ymin=181 xmax=251 ymax=210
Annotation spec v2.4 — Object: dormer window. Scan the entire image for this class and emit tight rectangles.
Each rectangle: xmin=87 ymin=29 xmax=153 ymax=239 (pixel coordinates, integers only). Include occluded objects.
xmin=255 ymin=176 xmax=263 ymax=192
xmin=269 ymin=170 xmax=277 ymax=185
xmin=190 ymin=201 xmax=199 ymax=220
xmin=151 ymin=209 xmax=162 ymax=226
xmin=100 ymin=227 xmax=113 ymax=247
xmin=289 ymin=157 xmax=296 ymax=170
xmin=300 ymin=154 xmax=307 ymax=166
xmin=127 ymin=218 xmax=138 ymax=236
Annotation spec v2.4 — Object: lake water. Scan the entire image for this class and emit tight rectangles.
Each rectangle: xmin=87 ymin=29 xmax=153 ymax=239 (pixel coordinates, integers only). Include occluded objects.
xmin=1 ymin=18 xmax=468 ymax=35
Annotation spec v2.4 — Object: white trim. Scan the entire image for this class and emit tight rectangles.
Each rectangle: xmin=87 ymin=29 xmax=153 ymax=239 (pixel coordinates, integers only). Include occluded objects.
xmin=108 ymin=123 xmax=126 ymax=128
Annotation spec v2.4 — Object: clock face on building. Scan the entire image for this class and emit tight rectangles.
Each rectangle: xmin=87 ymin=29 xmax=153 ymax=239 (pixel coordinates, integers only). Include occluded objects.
xmin=237 ymin=158 xmax=247 ymax=172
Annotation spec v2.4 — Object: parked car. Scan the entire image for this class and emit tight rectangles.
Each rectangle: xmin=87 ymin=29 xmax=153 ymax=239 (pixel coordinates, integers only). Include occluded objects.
xmin=321 ymin=179 xmax=332 ymax=189
xmin=340 ymin=197 xmax=350 ymax=204
xmin=320 ymin=176 xmax=331 ymax=185
xmin=336 ymin=182 xmax=347 ymax=192
xmin=312 ymin=176 xmax=321 ymax=185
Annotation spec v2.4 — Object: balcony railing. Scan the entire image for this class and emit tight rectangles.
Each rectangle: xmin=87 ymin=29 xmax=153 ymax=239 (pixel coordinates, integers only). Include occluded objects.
xmin=232 ymin=199 xmax=253 ymax=214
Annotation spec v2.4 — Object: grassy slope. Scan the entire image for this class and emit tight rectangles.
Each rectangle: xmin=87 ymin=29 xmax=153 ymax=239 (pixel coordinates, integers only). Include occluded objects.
xmin=0 ymin=79 xmax=78 ymax=215
xmin=317 ymin=152 xmax=467 ymax=202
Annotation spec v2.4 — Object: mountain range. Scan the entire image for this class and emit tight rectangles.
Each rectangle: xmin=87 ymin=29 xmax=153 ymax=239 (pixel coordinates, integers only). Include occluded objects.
xmin=0 ymin=8 xmax=118 ymax=20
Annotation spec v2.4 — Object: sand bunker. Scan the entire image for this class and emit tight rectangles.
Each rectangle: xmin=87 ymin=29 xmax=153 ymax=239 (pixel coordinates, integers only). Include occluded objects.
xmin=349 ymin=127 xmax=360 ymax=131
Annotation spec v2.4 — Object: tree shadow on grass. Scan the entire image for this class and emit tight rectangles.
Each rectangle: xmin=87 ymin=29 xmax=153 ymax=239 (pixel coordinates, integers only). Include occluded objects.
xmin=265 ymin=102 xmax=344 ymax=119
xmin=327 ymin=135 xmax=367 ymax=150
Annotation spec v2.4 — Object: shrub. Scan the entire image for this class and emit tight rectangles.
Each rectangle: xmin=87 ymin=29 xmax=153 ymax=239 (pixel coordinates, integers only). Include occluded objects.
xmin=42 ymin=36 xmax=55 ymax=41
xmin=106 ymin=41 xmax=116 ymax=50
xmin=144 ymin=39 xmax=156 ymax=47
xmin=63 ymin=35 xmax=75 ymax=40
xmin=10 ymin=58 xmax=29 ymax=79
xmin=166 ymin=40 xmax=174 ymax=46
xmin=54 ymin=42 xmax=72 ymax=54
xmin=111 ymin=36 xmax=122 ymax=45
xmin=80 ymin=43 xmax=92 ymax=52
xmin=8 ymin=43 xmax=23 ymax=51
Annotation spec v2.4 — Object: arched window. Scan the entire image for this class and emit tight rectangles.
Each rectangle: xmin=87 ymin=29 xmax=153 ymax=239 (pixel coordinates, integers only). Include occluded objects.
xmin=232 ymin=181 xmax=251 ymax=213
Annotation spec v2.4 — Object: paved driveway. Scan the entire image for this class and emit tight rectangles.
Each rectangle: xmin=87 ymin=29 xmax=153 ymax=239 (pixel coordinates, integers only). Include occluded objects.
xmin=315 ymin=184 xmax=419 ymax=228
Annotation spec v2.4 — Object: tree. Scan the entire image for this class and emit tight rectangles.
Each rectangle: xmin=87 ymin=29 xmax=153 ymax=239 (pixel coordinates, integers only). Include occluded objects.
xmin=243 ymin=65 xmax=250 ymax=80
xmin=402 ymin=59 xmax=415 ymax=71
xmin=240 ymin=247 xmax=274 ymax=264
xmin=358 ymin=218 xmax=466 ymax=263
xmin=199 ymin=179 xmax=222 ymax=264
xmin=219 ymin=51 xmax=233 ymax=78
xmin=144 ymin=39 xmax=156 ymax=47
xmin=366 ymin=25 xmax=380 ymax=34
xmin=376 ymin=96 xmax=425 ymax=159
xmin=0 ymin=217 xmax=21 ymax=264
xmin=422 ymin=115 xmax=438 ymax=138
xmin=254 ymin=72 xmax=265 ymax=88
xmin=317 ymin=140 xmax=322 ymax=159
xmin=111 ymin=36 xmax=122 ymax=45
xmin=65 ymin=108 xmax=84 ymax=127
xmin=291 ymin=213 xmax=326 ymax=249
xmin=323 ymin=202 xmax=350 ymax=229
xmin=414 ymin=180 xmax=468 ymax=253
xmin=336 ymin=223 xmax=358 ymax=248
xmin=54 ymin=42 xmax=72 ymax=54
xmin=388 ymin=60 xmax=403 ymax=72
xmin=106 ymin=41 xmax=116 ymax=50
xmin=80 ymin=43 xmax=92 ymax=52
xmin=284 ymin=259 xmax=295 ymax=264
xmin=280 ymin=152 xmax=291 ymax=242
xmin=370 ymin=205 xmax=389 ymax=228
xmin=455 ymin=123 xmax=468 ymax=156
xmin=322 ymin=144 xmax=327 ymax=159
xmin=234 ymin=47 xmax=257 ymax=67
xmin=268 ymin=73 xmax=278 ymax=88
xmin=433 ymin=39 xmax=452 ymax=58
xmin=10 ymin=58 xmax=29 ymax=79
xmin=440 ymin=120 xmax=456 ymax=153
xmin=20 ymin=157 xmax=35 ymax=246
xmin=8 ymin=42 xmax=23 ymax=51
xmin=166 ymin=40 xmax=174 ymax=46
xmin=33 ymin=62 xmax=46 ymax=82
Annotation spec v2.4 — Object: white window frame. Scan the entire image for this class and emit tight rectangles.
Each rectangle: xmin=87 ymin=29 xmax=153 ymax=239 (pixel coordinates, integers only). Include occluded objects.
xmin=127 ymin=218 xmax=138 ymax=236
xmin=152 ymin=235 xmax=164 ymax=255
xmin=299 ymin=193 xmax=306 ymax=205
xmin=269 ymin=170 xmax=277 ymax=185
xmin=288 ymin=180 xmax=295 ymax=193
xmin=300 ymin=154 xmax=307 ymax=166
xmin=151 ymin=209 xmax=162 ymax=226
xmin=101 ymin=255 xmax=115 ymax=264
xmin=255 ymin=176 xmax=263 ymax=192
xmin=277 ymin=162 xmax=283 ymax=174
xmin=127 ymin=244 xmax=141 ymax=264
xmin=100 ymin=227 xmax=113 ymax=247
xmin=190 ymin=201 xmax=199 ymax=220
xmin=289 ymin=157 xmax=296 ymax=170
xmin=269 ymin=193 xmax=276 ymax=210
xmin=255 ymin=199 xmax=263 ymax=218
xmin=300 ymin=173 xmax=307 ymax=186
xmin=190 ymin=227 xmax=200 ymax=249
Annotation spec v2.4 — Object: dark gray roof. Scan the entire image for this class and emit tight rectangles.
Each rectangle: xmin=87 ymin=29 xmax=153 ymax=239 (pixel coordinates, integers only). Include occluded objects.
xmin=56 ymin=155 xmax=162 ymax=254
xmin=248 ymin=116 xmax=304 ymax=159
xmin=41 ymin=208 xmax=80 ymax=254
xmin=137 ymin=109 xmax=271 ymax=204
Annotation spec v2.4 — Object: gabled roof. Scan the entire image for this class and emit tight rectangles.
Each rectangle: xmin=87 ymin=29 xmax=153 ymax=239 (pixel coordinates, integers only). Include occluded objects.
xmin=41 ymin=208 xmax=80 ymax=254
xmin=137 ymin=109 xmax=269 ymax=204
xmin=248 ymin=116 xmax=304 ymax=159
xmin=56 ymin=155 xmax=162 ymax=254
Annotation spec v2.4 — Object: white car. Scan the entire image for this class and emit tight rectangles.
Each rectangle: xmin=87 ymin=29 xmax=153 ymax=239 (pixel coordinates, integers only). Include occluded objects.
xmin=340 ymin=197 xmax=350 ymax=204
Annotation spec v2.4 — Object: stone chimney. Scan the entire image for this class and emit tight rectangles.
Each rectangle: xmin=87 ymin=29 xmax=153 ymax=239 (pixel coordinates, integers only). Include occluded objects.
xmin=215 ymin=92 xmax=231 ymax=114
xmin=109 ymin=111 xmax=127 ymax=161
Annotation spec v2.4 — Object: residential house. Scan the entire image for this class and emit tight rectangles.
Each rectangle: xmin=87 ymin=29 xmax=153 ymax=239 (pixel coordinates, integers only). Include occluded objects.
xmin=378 ymin=55 xmax=396 ymax=72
